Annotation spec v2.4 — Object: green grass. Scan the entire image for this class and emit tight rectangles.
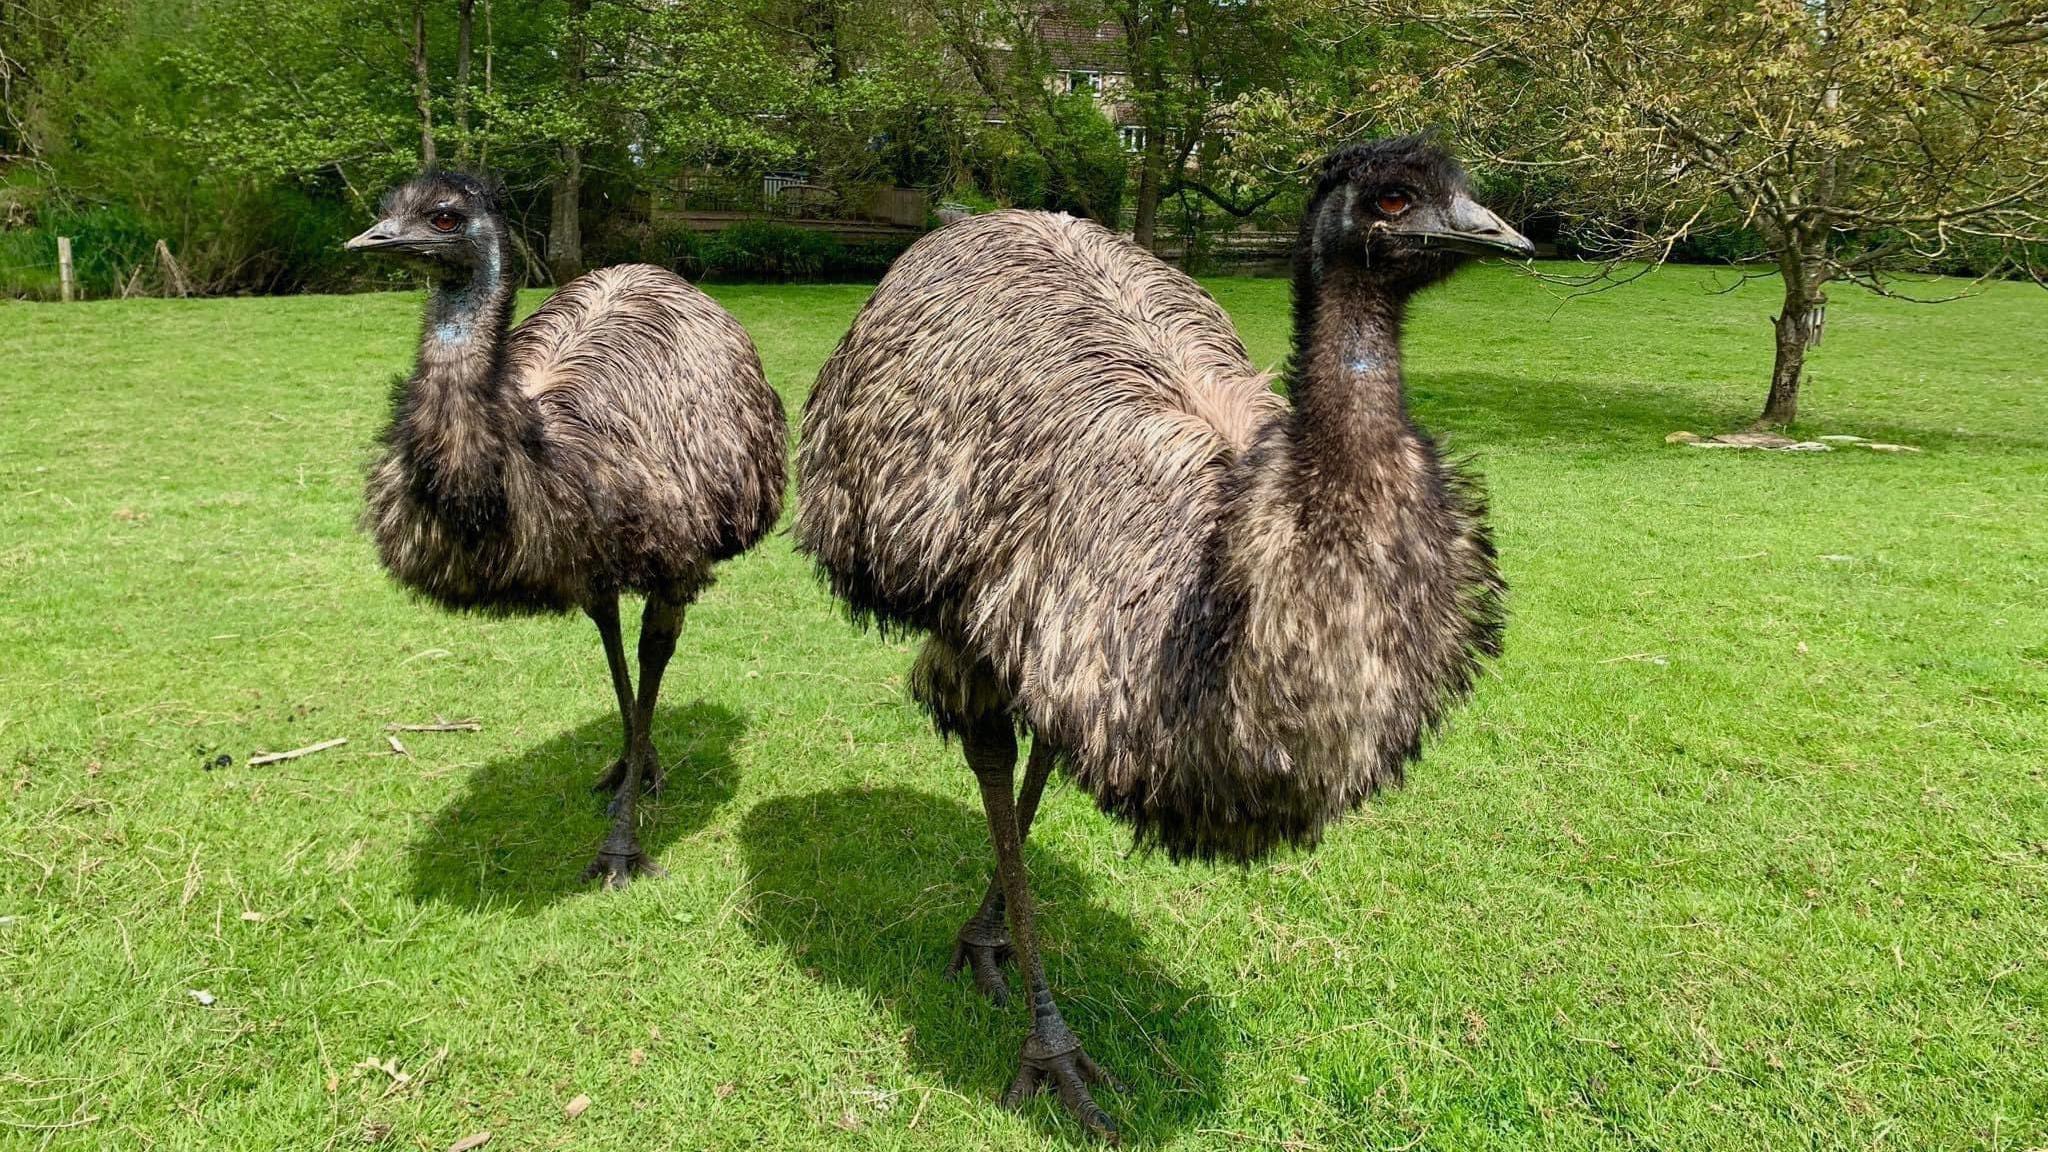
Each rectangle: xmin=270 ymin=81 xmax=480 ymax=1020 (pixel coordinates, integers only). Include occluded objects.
xmin=2 ymin=264 xmax=2044 ymax=1151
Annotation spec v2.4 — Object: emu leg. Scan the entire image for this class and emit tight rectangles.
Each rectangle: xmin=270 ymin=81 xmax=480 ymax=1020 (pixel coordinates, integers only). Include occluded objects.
xmin=585 ymin=595 xmax=681 ymax=888
xmin=584 ymin=594 xmax=649 ymax=798
xmin=963 ymin=717 xmax=1119 ymax=1143
xmin=949 ymin=737 xmax=1056 ymax=1003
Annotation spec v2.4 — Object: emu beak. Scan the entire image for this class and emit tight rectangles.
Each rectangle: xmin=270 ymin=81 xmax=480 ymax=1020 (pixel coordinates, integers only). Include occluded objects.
xmin=1435 ymin=194 xmax=1535 ymax=258
xmin=344 ymin=220 xmax=405 ymax=252
xmin=1383 ymin=193 xmax=1535 ymax=258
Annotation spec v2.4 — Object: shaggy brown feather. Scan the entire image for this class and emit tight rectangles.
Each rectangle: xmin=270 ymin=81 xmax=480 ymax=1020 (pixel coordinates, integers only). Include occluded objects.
xmin=364 ymin=225 xmax=785 ymax=615
xmin=348 ymin=171 xmax=785 ymax=886
xmin=796 ymin=141 xmax=1509 ymax=864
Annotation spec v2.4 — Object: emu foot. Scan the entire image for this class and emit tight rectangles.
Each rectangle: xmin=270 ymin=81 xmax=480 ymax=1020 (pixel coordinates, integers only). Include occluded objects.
xmin=582 ymin=849 xmax=666 ymax=891
xmin=591 ymin=753 xmax=667 ymax=804
xmin=1002 ymin=1029 xmax=1122 ymax=1143
xmin=946 ymin=921 xmax=1014 ymax=1005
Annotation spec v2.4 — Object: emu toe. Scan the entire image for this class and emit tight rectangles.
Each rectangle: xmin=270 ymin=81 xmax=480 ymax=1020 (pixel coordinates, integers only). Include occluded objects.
xmin=591 ymin=753 xmax=667 ymax=803
xmin=583 ymin=850 xmax=666 ymax=890
xmin=1003 ymin=1031 xmax=1122 ymax=1143
xmin=946 ymin=924 xmax=1014 ymax=1004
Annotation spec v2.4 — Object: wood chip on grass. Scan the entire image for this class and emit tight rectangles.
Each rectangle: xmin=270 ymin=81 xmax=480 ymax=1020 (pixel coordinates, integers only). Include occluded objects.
xmin=247 ymin=738 xmax=347 ymax=767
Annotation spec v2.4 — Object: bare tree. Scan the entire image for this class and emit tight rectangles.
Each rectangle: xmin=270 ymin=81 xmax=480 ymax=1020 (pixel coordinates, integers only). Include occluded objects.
xmin=1374 ymin=0 xmax=2048 ymax=426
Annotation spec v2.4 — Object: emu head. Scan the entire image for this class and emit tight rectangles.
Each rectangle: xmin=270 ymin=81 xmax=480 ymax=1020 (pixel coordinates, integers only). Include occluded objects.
xmin=1301 ymin=135 xmax=1532 ymax=292
xmin=345 ymin=171 xmax=506 ymax=281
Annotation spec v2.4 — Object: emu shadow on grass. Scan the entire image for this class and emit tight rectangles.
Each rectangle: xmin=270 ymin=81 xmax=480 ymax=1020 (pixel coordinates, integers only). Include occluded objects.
xmin=738 ymin=786 xmax=1225 ymax=1144
xmin=407 ymin=702 xmax=743 ymax=913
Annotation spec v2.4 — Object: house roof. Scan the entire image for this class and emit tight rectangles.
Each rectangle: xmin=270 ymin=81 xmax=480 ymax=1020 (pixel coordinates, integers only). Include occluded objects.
xmin=1036 ymin=15 xmax=1123 ymax=70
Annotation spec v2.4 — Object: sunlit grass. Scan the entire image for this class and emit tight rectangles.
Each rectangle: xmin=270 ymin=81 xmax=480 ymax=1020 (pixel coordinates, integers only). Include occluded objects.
xmin=1 ymin=264 xmax=2043 ymax=1150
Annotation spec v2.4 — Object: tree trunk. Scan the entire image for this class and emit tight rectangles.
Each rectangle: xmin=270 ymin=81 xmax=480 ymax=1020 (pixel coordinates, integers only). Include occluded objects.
xmin=548 ymin=155 xmax=581 ymax=284
xmin=411 ymin=0 xmax=435 ymax=169
xmin=478 ymin=0 xmax=493 ymax=168
xmin=1759 ymin=254 xmax=1826 ymax=428
xmin=546 ymin=0 xmax=590 ymax=283
xmin=1122 ymin=2 xmax=1167 ymax=248
xmin=1132 ymin=127 xmax=1164 ymax=249
xmin=454 ymin=0 xmax=474 ymax=164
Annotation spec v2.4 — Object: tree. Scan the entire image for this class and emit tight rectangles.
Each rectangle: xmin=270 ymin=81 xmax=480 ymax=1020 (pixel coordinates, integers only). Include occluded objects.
xmin=936 ymin=0 xmax=1127 ymax=223
xmin=935 ymin=0 xmax=1290 ymax=238
xmin=453 ymin=0 xmax=476 ymax=164
xmin=411 ymin=0 xmax=435 ymax=168
xmin=544 ymin=0 xmax=590 ymax=281
xmin=1369 ymin=0 xmax=2048 ymax=426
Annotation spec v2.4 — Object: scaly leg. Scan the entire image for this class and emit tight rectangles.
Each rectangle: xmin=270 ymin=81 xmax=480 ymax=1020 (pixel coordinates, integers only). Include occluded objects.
xmin=585 ymin=594 xmax=647 ymax=798
xmin=950 ymin=736 xmax=1056 ymax=1003
xmin=585 ymin=594 xmax=681 ymax=888
xmin=963 ymin=716 xmax=1119 ymax=1143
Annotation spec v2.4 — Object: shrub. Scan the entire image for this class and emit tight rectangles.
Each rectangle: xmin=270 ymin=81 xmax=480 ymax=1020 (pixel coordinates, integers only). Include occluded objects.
xmin=700 ymin=221 xmax=841 ymax=281
xmin=832 ymin=237 xmax=917 ymax=279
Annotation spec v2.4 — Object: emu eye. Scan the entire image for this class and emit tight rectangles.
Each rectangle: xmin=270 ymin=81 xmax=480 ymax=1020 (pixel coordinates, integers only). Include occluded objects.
xmin=1377 ymin=192 xmax=1411 ymax=217
xmin=429 ymin=211 xmax=462 ymax=233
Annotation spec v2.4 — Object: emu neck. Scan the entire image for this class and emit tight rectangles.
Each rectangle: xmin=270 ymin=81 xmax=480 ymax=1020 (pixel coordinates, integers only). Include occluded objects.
xmin=1287 ymin=266 xmax=1420 ymax=513
xmin=402 ymin=240 xmax=522 ymax=493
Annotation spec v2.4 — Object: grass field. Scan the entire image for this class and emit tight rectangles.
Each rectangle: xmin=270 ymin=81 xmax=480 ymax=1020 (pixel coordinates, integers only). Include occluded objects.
xmin=2 ymin=263 xmax=2044 ymax=1151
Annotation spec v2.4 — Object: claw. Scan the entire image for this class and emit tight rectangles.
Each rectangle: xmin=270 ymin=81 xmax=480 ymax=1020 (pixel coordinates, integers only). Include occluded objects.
xmin=590 ymin=754 xmax=666 ymax=799
xmin=947 ymin=928 xmax=1014 ymax=1004
xmin=582 ymin=850 xmax=666 ymax=890
xmin=1002 ymin=1034 xmax=1120 ymax=1143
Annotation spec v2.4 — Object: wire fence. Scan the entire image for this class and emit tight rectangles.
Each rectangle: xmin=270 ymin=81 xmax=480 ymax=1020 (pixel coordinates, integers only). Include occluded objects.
xmin=4 ymin=239 xmax=194 ymax=299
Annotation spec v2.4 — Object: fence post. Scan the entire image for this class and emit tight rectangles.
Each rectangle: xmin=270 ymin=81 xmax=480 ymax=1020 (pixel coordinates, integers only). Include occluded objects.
xmin=155 ymin=240 xmax=192 ymax=298
xmin=57 ymin=236 xmax=75 ymax=302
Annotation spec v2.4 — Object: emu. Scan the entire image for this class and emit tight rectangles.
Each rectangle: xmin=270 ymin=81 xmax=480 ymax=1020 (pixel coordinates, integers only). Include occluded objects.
xmin=794 ymin=136 xmax=1531 ymax=1138
xmin=345 ymin=172 xmax=786 ymax=889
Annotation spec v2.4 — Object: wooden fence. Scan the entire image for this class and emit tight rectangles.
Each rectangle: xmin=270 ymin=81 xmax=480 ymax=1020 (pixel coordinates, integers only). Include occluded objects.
xmin=656 ymin=171 xmax=929 ymax=234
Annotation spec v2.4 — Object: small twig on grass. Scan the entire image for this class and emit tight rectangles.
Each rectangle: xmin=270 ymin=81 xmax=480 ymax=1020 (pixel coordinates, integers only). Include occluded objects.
xmin=387 ymin=735 xmax=409 ymax=757
xmin=384 ymin=719 xmax=481 ymax=733
xmin=248 ymin=738 xmax=347 ymax=767
xmin=0 ymin=1112 xmax=101 ymax=1132
xmin=1595 ymin=652 xmax=1668 ymax=665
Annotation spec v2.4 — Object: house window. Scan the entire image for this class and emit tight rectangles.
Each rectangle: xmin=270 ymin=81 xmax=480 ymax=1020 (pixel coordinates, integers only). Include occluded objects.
xmin=1066 ymin=70 xmax=1101 ymax=95
xmin=1119 ymin=125 xmax=1145 ymax=153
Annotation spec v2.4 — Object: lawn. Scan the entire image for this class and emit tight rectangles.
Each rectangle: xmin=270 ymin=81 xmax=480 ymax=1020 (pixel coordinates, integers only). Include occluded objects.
xmin=1 ymin=263 xmax=2044 ymax=1151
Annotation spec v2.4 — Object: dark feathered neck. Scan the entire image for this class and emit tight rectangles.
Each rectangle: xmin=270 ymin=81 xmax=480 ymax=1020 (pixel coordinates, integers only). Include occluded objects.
xmin=418 ymin=235 xmax=516 ymax=386
xmin=394 ymin=233 xmax=528 ymax=531
xmin=1285 ymin=261 xmax=1420 ymax=511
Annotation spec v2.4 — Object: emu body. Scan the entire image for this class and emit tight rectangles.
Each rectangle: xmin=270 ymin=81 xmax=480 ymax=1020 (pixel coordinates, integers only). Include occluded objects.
xmin=795 ymin=138 xmax=1529 ymax=1138
xmin=350 ymin=173 xmax=785 ymax=887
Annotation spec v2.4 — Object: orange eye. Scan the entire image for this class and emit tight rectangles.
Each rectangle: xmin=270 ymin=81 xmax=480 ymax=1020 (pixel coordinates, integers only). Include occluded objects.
xmin=1377 ymin=192 xmax=1410 ymax=216
xmin=429 ymin=211 xmax=462 ymax=233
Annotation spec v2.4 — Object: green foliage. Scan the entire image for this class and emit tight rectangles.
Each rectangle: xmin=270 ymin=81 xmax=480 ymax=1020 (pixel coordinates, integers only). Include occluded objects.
xmin=700 ymin=221 xmax=842 ymax=280
xmin=944 ymin=186 xmax=1002 ymax=215
xmin=833 ymin=236 xmax=919 ymax=279
xmin=964 ymin=95 xmax=1127 ymax=221
xmin=691 ymin=221 xmax=917 ymax=282
xmin=969 ymin=129 xmax=1051 ymax=209
xmin=1042 ymin=94 xmax=1128 ymax=222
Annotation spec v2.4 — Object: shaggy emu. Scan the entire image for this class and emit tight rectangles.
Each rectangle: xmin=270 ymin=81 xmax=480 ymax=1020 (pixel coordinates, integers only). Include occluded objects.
xmin=346 ymin=172 xmax=786 ymax=888
xmin=795 ymin=136 xmax=1531 ymax=1137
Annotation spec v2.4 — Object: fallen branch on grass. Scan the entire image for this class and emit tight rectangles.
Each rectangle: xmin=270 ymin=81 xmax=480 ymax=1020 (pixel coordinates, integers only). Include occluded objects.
xmin=383 ymin=720 xmax=481 ymax=733
xmin=248 ymin=738 xmax=347 ymax=766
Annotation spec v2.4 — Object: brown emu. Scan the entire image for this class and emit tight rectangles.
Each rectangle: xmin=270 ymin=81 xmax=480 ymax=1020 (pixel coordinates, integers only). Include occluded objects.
xmin=346 ymin=172 xmax=786 ymax=888
xmin=795 ymin=137 xmax=1531 ymax=1137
